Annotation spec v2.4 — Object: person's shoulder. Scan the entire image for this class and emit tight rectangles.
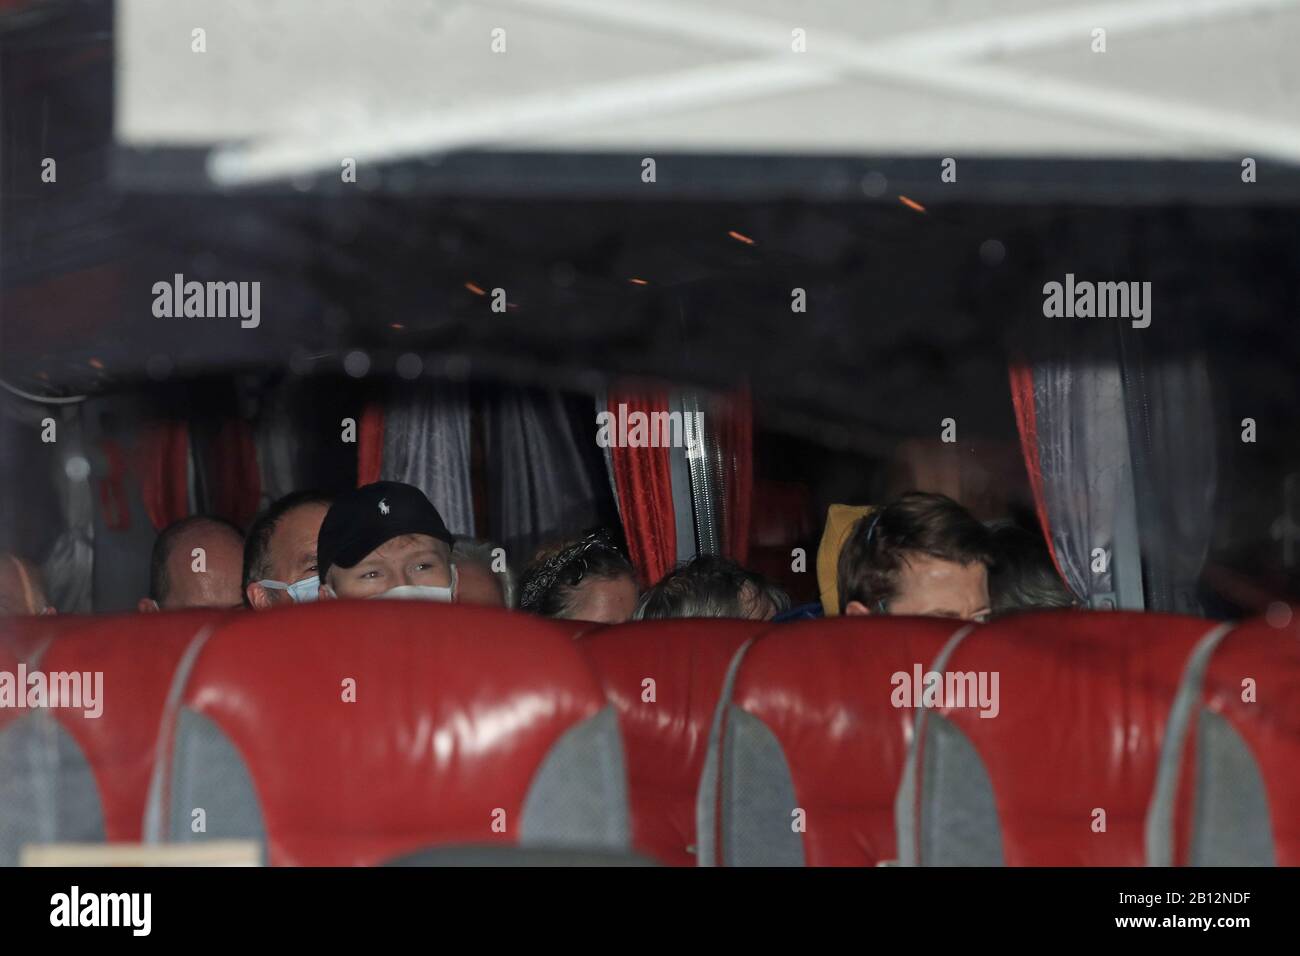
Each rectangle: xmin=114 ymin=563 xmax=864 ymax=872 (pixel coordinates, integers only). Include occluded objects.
xmin=771 ymin=602 xmax=823 ymax=623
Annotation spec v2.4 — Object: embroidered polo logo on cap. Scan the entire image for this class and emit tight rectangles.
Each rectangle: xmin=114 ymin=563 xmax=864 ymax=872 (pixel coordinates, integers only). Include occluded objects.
xmin=378 ymin=499 xmax=390 ymax=515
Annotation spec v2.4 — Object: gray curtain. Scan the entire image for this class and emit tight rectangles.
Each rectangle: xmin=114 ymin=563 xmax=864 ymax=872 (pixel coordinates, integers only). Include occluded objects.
xmin=0 ymin=396 xmax=94 ymax=613
xmin=1120 ymin=350 xmax=1217 ymax=614
xmin=1031 ymin=358 xmax=1145 ymax=610
xmin=382 ymin=382 xmax=476 ymax=537
xmin=485 ymin=388 xmax=604 ymax=563
xmin=1024 ymin=333 xmax=1217 ymax=613
xmin=43 ymin=405 xmax=95 ymax=614
xmin=253 ymin=383 xmax=306 ymax=511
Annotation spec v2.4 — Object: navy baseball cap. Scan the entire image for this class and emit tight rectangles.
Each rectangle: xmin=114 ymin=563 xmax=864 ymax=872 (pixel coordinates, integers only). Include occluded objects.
xmin=317 ymin=481 xmax=455 ymax=580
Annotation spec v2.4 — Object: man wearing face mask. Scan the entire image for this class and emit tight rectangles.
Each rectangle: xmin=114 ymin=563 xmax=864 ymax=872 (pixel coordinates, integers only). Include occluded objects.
xmin=243 ymin=491 xmax=334 ymax=608
xmin=316 ymin=481 xmax=458 ymax=602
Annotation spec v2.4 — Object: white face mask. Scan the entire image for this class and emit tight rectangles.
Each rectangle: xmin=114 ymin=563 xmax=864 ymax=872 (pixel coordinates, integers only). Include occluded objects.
xmin=369 ymin=565 xmax=457 ymax=603
xmin=258 ymin=575 xmax=322 ymax=603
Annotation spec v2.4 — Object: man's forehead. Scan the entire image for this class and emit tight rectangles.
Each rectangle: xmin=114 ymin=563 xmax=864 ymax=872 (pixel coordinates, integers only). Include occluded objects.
xmin=896 ymin=555 xmax=986 ymax=591
xmin=896 ymin=554 xmax=988 ymax=611
xmin=899 ymin=553 xmax=985 ymax=578
xmin=272 ymin=504 xmax=327 ymax=546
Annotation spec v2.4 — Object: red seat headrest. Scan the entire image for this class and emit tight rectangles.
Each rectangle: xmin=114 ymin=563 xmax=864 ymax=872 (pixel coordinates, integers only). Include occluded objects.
xmin=1167 ymin=615 xmax=1300 ymax=865
xmin=910 ymin=612 xmax=1216 ymax=866
xmin=38 ymin=610 xmax=231 ymax=841
xmin=714 ymin=616 xmax=966 ymax=866
xmin=153 ymin=602 xmax=628 ymax=866
xmin=579 ymin=618 xmax=770 ymax=865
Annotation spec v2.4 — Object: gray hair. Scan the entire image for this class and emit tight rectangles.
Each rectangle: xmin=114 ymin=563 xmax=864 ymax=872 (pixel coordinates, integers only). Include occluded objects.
xmin=452 ymin=537 xmax=518 ymax=609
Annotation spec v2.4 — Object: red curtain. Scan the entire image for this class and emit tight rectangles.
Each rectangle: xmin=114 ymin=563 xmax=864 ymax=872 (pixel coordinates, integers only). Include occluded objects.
xmin=96 ymin=439 xmax=133 ymax=532
xmin=138 ymin=422 xmax=191 ymax=531
xmin=714 ymin=388 xmax=753 ymax=564
xmin=1008 ymin=363 xmax=1068 ymax=583
xmin=607 ymin=389 xmax=676 ymax=586
xmin=358 ymin=402 xmax=385 ymax=487
xmin=210 ymin=420 xmax=262 ymax=529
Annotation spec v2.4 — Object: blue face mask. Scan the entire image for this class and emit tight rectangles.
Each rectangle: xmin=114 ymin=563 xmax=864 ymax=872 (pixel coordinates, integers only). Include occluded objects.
xmin=258 ymin=574 xmax=322 ymax=603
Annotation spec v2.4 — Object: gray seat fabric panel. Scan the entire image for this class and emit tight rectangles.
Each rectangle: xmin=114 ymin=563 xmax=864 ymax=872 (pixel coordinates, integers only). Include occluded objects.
xmin=1144 ymin=621 xmax=1235 ymax=866
xmin=920 ymin=713 xmax=1003 ymax=866
xmin=721 ymin=706 xmax=803 ymax=867
xmin=0 ymin=712 xmax=105 ymax=866
xmin=895 ymin=624 xmax=977 ymax=866
xmin=1189 ymin=709 xmax=1274 ymax=866
xmin=521 ymin=705 xmax=630 ymax=851
xmin=143 ymin=622 xmax=219 ymax=844
xmin=695 ymin=638 xmax=755 ymax=867
xmin=167 ymin=707 xmax=266 ymax=863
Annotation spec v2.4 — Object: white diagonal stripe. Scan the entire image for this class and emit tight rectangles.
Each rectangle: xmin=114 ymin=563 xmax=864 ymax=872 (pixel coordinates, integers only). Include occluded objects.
xmin=207 ymin=0 xmax=1300 ymax=183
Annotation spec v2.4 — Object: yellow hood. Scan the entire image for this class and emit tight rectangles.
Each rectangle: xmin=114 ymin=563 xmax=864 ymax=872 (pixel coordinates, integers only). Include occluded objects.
xmin=817 ymin=503 xmax=874 ymax=617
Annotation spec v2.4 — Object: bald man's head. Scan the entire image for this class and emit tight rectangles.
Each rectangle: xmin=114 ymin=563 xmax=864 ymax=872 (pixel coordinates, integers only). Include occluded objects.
xmin=139 ymin=516 xmax=245 ymax=612
xmin=0 ymin=554 xmax=54 ymax=616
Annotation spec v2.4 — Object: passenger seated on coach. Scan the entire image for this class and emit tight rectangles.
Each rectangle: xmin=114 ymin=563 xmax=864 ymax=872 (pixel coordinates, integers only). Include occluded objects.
xmin=139 ymin=516 xmax=245 ymax=612
xmin=451 ymin=537 xmax=516 ymax=609
xmin=987 ymin=522 xmax=1079 ymax=616
xmin=837 ymin=492 xmax=993 ymax=623
xmin=243 ymin=490 xmax=333 ymax=608
xmin=633 ymin=554 xmax=789 ymax=621
xmin=316 ymin=481 xmax=459 ymax=602
xmin=517 ymin=530 xmax=638 ymax=625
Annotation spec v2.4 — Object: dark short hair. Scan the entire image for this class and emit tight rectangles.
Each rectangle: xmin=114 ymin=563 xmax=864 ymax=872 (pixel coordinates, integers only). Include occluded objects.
xmin=150 ymin=515 xmax=245 ymax=605
xmin=634 ymin=554 xmax=790 ymax=621
xmin=837 ymin=492 xmax=993 ymax=614
xmin=518 ymin=530 xmax=635 ymax=619
xmin=241 ymin=491 xmax=333 ymax=601
xmin=987 ymin=522 xmax=1077 ymax=615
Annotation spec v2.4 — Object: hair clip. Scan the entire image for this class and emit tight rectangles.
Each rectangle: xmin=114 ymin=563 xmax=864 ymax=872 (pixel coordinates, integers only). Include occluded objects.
xmin=863 ymin=510 xmax=882 ymax=545
xmin=519 ymin=528 xmax=622 ymax=611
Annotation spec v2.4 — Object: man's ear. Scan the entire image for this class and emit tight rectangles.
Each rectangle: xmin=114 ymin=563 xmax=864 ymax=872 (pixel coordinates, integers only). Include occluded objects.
xmin=844 ymin=600 xmax=872 ymax=617
xmin=137 ymin=597 xmax=159 ymax=613
xmin=246 ymin=582 xmax=273 ymax=610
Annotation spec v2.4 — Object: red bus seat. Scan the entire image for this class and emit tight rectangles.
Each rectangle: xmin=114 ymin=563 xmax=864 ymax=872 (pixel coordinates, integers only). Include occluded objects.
xmin=0 ymin=610 xmax=228 ymax=865
xmin=579 ymin=619 xmax=770 ymax=865
xmin=1147 ymin=611 xmax=1300 ymax=865
xmin=699 ymin=616 xmax=966 ymax=866
xmin=145 ymin=602 xmax=630 ymax=865
xmin=896 ymin=612 xmax=1221 ymax=866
